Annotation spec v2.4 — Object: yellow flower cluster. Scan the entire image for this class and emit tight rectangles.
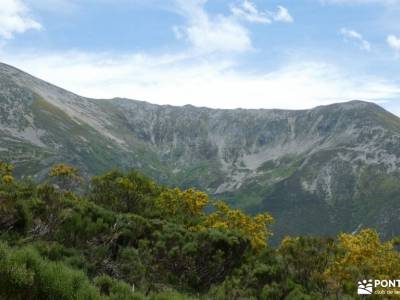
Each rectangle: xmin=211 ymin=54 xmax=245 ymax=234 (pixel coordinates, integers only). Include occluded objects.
xmin=1 ymin=175 xmax=14 ymax=185
xmin=49 ymin=164 xmax=79 ymax=178
xmin=157 ymin=188 xmax=209 ymax=217
xmin=157 ymin=188 xmax=273 ymax=253
xmin=202 ymin=201 xmax=273 ymax=253
xmin=116 ymin=177 xmax=136 ymax=190
xmin=0 ymin=161 xmax=14 ymax=185
xmin=325 ymin=229 xmax=400 ymax=290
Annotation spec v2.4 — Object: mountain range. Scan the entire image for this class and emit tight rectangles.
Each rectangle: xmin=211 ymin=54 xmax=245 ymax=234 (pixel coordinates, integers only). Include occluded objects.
xmin=1 ymin=62 xmax=400 ymax=242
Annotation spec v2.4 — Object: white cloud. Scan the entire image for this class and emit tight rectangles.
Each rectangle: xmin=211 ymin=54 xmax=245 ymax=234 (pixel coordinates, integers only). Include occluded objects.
xmin=273 ymin=6 xmax=294 ymax=23
xmin=339 ymin=28 xmax=371 ymax=51
xmin=173 ymin=0 xmax=252 ymax=53
xmin=230 ymin=0 xmax=271 ymax=24
xmin=230 ymin=1 xmax=293 ymax=24
xmin=2 ymin=50 xmax=399 ymax=110
xmin=387 ymin=34 xmax=400 ymax=52
xmin=0 ymin=0 xmax=42 ymax=39
xmin=172 ymin=0 xmax=293 ymax=54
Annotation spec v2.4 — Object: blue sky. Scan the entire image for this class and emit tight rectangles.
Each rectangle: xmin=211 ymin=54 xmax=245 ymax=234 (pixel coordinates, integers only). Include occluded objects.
xmin=1 ymin=0 xmax=400 ymax=114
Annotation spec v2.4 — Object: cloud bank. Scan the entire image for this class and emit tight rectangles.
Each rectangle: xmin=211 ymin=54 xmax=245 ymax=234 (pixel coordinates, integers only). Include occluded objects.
xmin=0 ymin=0 xmax=42 ymax=39
xmin=2 ymin=50 xmax=398 ymax=110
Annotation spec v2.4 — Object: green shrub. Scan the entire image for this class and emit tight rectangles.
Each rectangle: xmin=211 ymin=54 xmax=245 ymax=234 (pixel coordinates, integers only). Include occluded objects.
xmin=0 ymin=242 xmax=102 ymax=300
xmin=94 ymin=275 xmax=145 ymax=300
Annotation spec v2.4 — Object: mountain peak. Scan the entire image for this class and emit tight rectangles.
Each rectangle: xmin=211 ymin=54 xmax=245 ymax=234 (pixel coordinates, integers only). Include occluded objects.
xmin=313 ymin=100 xmax=381 ymax=112
xmin=2 ymin=63 xmax=400 ymax=242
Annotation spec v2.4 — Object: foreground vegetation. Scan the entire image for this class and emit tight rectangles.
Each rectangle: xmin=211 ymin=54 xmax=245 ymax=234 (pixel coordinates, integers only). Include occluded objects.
xmin=1 ymin=161 xmax=399 ymax=299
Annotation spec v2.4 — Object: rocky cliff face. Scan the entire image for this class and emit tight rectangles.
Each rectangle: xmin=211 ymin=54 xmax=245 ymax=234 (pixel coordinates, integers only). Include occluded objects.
xmin=2 ymin=62 xmax=400 ymax=241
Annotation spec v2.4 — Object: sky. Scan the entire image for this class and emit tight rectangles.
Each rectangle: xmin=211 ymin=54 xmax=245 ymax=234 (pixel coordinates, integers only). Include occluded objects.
xmin=1 ymin=0 xmax=400 ymax=115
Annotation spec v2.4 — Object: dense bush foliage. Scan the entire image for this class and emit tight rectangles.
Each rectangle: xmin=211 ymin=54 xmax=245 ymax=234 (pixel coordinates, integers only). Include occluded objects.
xmin=0 ymin=162 xmax=399 ymax=299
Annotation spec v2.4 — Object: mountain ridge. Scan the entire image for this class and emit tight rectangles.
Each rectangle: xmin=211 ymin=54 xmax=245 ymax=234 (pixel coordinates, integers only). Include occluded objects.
xmin=1 ymin=61 xmax=400 ymax=242
xmin=0 ymin=61 xmax=382 ymax=112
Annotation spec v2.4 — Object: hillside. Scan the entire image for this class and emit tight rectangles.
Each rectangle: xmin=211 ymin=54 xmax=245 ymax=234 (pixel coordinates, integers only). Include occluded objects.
xmin=1 ymin=62 xmax=400 ymax=241
xmin=1 ymin=163 xmax=399 ymax=299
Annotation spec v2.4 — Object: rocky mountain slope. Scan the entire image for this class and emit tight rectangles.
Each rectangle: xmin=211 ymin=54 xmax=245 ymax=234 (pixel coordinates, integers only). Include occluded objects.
xmin=2 ymin=62 xmax=400 ymax=241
